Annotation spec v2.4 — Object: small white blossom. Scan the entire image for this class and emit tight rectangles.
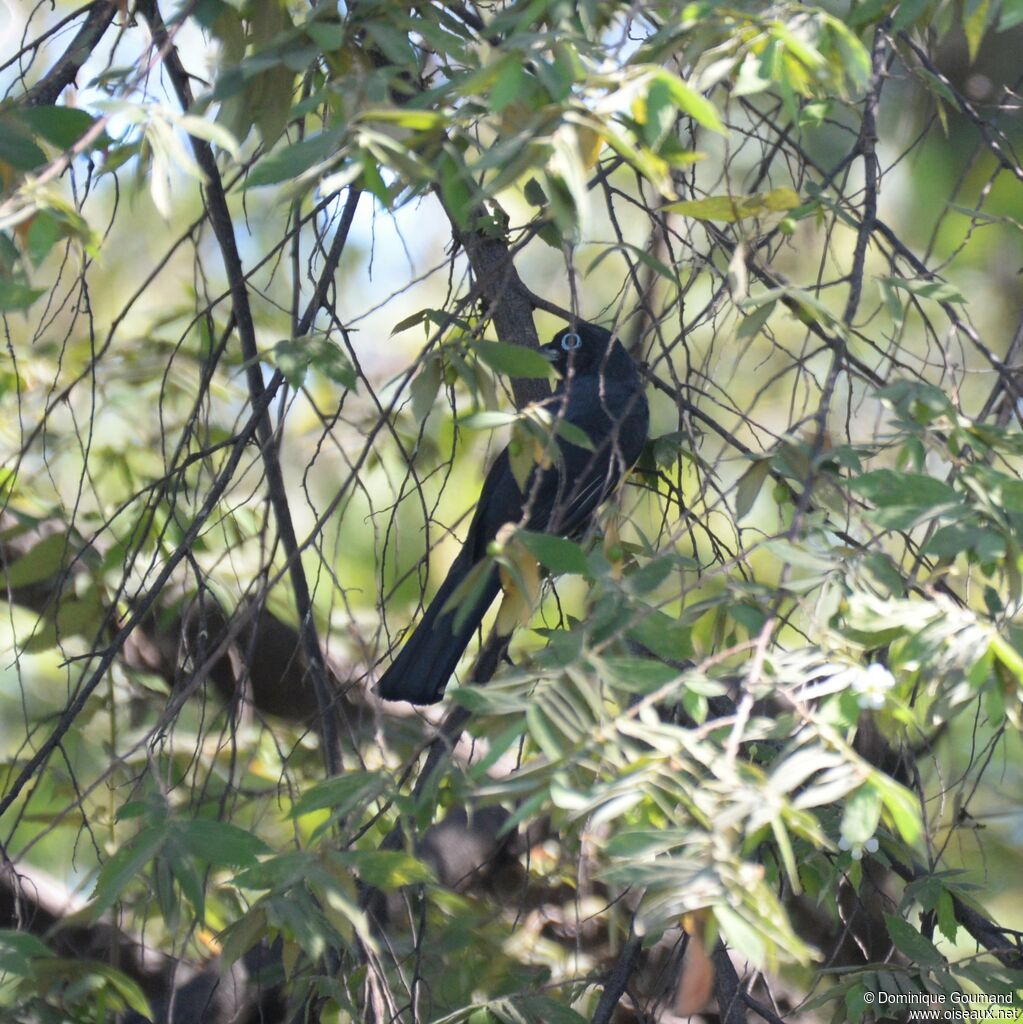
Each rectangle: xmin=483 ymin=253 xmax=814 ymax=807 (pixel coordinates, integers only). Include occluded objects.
xmin=852 ymin=663 xmax=895 ymax=709
xmin=839 ymin=834 xmax=879 ymax=860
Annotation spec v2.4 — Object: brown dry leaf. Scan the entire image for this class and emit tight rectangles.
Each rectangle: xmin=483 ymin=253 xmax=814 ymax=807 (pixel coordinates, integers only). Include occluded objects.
xmin=674 ymin=912 xmax=715 ymax=1017
xmin=495 ymin=527 xmax=540 ymax=635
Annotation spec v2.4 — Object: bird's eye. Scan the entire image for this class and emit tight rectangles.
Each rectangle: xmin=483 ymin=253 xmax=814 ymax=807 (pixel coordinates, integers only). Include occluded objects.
xmin=560 ymin=332 xmax=582 ymax=351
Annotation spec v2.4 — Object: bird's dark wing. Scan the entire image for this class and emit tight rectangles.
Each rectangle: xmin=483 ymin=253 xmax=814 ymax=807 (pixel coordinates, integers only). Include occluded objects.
xmin=463 ymin=448 xmax=529 ymax=559
xmin=511 ymin=376 xmax=646 ymax=538
xmin=376 ymin=338 xmax=648 ymax=706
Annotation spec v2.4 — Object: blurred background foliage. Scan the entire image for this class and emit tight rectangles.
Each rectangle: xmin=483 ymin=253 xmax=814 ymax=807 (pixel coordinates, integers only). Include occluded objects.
xmin=0 ymin=0 xmax=1022 ymax=1021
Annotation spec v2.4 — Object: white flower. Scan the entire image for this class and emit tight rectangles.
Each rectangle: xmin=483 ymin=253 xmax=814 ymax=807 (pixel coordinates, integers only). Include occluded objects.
xmin=853 ymin=663 xmax=895 ymax=709
xmin=839 ymin=834 xmax=879 ymax=860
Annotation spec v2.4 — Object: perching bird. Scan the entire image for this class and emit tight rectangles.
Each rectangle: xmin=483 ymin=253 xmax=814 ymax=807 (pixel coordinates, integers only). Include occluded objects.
xmin=376 ymin=321 xmax=649 ymax=705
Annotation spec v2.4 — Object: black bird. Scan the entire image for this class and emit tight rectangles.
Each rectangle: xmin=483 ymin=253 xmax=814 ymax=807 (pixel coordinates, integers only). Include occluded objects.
xmin=376 ymin=321 xmax=649 ymax=705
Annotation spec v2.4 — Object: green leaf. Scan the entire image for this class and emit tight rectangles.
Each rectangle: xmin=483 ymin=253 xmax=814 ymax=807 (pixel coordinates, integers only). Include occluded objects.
xmin=91 ymin=825 xmax=168 ymax=918
xmin=587 ymin=241 xmax=676 ymax=283
xmin=736 ymin=299 xmax=776 ymax=342
xmin=26 ymin=212 xmax=64 ymax=267
xmin=845 ymin=983 xmax=867 ymax=1023
xmin=884 ymin=914 xmax=944 ymax=968
xmin=410 ymin=358 xmax=442 ymax=425
xmin=460 ymin=410 xmax=519 ymax=430
xmin=849 ymin=470 xmax=959 ymax=509
xmin=0 ymin=279 xmax=46 ymax=312
xmin=289 ymin=771 xmax=387 ymax=819
xmin=892 ymin=0 xmax=935 ymax=30
xmin=999 ymin=0 xmax=1023 ymax=29
xmin=271 ymin=335 xmax=357 ymax=390
xmin=936 ymin=890 xmax=958 ymax=943
xmin=165 ymin=838 xmax=206 ymax=922
xmin=666 ymin=188 xmax=799 ymax=223
xmin=335 ymin=850 xmax=433 ymax=889
xmin=0 ymin=116 xmax=47 ymax=169
xmin=730 ymin=602 xmax=767 ymax=634
xmin=735 ymin=459 xmax=772 ymax=520
xmin=176 ymin=114 xmax=240 ymax=158
xmin=841 ymin=781 xmax=883 ymax=844
xmin=439 ymin=148 xmax=475 ymax=229
xmin=0 ymin=930 xmax=53 ymax=974
xmin=305 ymin=19 xmax=345 ymax=50
xmin=364 ymin=20 xmax=419 ymax=65
xmin=390 ymin=307 xmax=467 ymax=336
xmin=963 ymin=0 xmax=991 ymax=61
xmin=883 ymin=275 xmax=966 ymax=305
xmin=512 ymin=996 xmax=588 ymax=1024
xmin=472 ymin=341 xmax=553 ymax=379
xmin=553 ymin=419 xmax=595 ymax=451
xmin=175 ymin=819 xmax=270 ymax=867
xmin=360 ymin=108 xmax=444 ymax=130
xmin=1 ymin=532 xmax=69 ymax=587
xmin=873 ymin=774 xmax=923 ymax=844
xmin=81 ymin=963 xmax=153 ymax=1017
xmin=518 ymin=532 xmax=590 ymax=576
xmin=603 ymin=656 xmax=678 ymax=694
xmin=653 ymin=69 xmax=725 ymax=134
xmin=490 ymin=57 xmax=530 ymax=111
xmin=771 ymin=817 xmax=801 ymax=893
xmin=245 ymin=130 xmax=343 ymax=187
xmin=924 ymin=523 xmax=1004 ymax=561
xmin=626 ymin=557 xmax=675 ymax=594
xmin=526 ymin=703 xmax=565 ymax=759
xmin=252 ymin=64 xmax=297 ymax=148
xmin=849 ymin=0 xmax=894 ymax=28
xmin=115 ymin=800 xmax=151 ymax=820
xmin=714 ymin=904 xmax=766 ymax=967
xmin=523 ymin=177 xmax=547 ymax=207
xmin=18 ymin=106 xmax=99 ymax=150
xmin=22 ymin=592 xmax=105 ymax=651
xmin=641 ymin=76 xmax=677 ymax=150
xmin=443 ymin=556 xmax=497 ymax=631
xmin=627 ymin=608 xmax=693 ymax=661
xmin=229 ymin=851 xmax=308 ymax=891
xmin=219 ymin=906 xmax=269 ymax=969
xmin=762 ymin=539 xmax=835 ymax=572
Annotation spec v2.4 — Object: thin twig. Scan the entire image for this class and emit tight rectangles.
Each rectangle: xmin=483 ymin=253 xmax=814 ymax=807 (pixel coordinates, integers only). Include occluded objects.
xmin=139 ymin=0 xmax=344 ymax=775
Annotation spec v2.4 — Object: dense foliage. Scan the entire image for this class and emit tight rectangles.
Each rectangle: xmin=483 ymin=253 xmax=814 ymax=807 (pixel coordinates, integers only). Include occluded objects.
xmin=1 ymin=1 xmax=1022 ymax=1022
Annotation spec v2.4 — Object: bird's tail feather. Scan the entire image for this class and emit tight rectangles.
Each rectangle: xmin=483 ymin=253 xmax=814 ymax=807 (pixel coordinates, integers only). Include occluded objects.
xmin=376 ymin=554 xmax=501 ymax=705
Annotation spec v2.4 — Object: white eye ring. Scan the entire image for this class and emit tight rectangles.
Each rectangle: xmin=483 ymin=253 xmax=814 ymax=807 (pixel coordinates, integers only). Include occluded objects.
xmin=560 ymin=332 xmax=582 ymax=351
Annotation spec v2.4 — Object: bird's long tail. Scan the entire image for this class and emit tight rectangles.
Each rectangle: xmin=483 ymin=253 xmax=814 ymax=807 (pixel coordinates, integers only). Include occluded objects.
xmin=375 ymin=551 xmax=502 ymax=705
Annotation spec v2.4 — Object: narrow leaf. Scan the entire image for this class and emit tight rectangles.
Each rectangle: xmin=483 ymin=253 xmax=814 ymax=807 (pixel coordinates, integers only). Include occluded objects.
xmin=518 ymin=532 xmax=590 ymax=576
xmin=473 ymin=341 xmax=553 ymax=379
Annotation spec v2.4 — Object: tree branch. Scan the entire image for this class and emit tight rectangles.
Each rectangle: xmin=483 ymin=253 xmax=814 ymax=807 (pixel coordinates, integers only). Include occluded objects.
xmin=889 ymin=859 xmax=1023 ymax=971
xmin=843 ymin=21 xmax=887 ymax=325
xmin=22 ymin=1 xmax=118 ymax=108
xmin=713 ymin=945 xmax=748 ymax=1024
xmin=0 ymin=378 xmax=284 ymax=823
xmin=138 ymin=0 xmax=344 ymax=776
xmin=591 ymin=928 xmax=642 ymax=1024
xmin=450 ymin=222 xmax=552 ymax=409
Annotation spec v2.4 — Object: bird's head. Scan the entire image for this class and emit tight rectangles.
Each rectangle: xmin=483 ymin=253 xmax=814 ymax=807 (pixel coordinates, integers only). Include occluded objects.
xmin=541 ymin=322 xmax=623 ymax=378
